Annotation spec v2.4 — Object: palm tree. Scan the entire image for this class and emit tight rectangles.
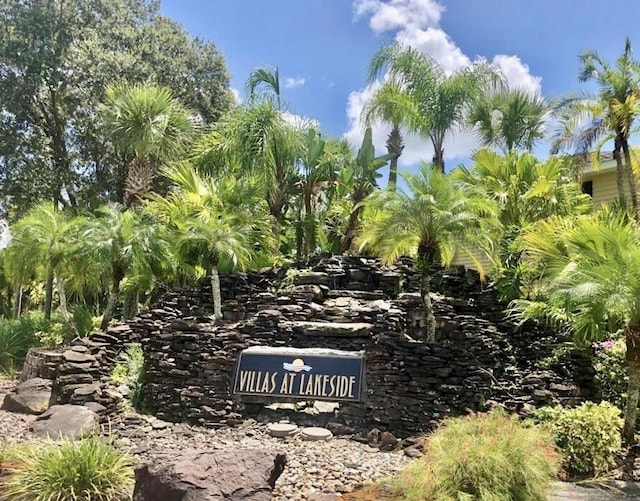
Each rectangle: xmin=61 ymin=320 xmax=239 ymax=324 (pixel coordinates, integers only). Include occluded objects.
xmin=511 ymin=210 xmax=640 ymax=443
xmin=340 ymin=128 xmax=392 ymax=253
xmin=468 ymin=88 xmax=549 ymax=153
xmin=104 ymin=84 xmax=195 ymax=206
xmin=246 ymin=66 xmax=283 ymax=110
xmin=454 ymin=149 xmax=592 ymax=300
xmin=6 ymin=202 xmax=76 ymax=330
xmin=359 ymin=164 xmax=498 ymax=341
xmin=368 ymin=42 xmax=499 ymax=172
xmin=147 ymin=163 xmax=272 ymax=322
xmin=552 ymin=38 xmax=640 ymax=213
xmin=361 ymin=80 xmax=416 ymax=190
xmin=78 ymin=206 xmax=170 ymax=330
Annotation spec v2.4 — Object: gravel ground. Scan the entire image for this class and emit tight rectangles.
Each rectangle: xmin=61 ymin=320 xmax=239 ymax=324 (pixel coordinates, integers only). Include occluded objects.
xmin=2 ymin=379 xmax=640 ymax=500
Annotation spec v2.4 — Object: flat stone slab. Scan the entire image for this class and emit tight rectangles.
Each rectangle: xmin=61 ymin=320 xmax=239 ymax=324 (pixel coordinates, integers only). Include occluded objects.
xmin=300 ymin=427 xmax=333 ymax=441
xmin=286 ymin=321 xmax=373 ymax=337
xmin=1 ymin=377 xmax=53 ymax=415
xmin=267 ymin=423 xmax=298 ymax=438
xmin=551 ymin=481 xmax=640 ymax=500
xmin=30 ymin=404 xmax=99 ymax=440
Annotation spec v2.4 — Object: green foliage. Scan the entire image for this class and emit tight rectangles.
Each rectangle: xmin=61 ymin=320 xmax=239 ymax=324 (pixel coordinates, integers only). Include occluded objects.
xmin=0 ymin=312 xmax=48 ymax=375
xmin=0 ymin=0 xmax=231 ymax=215
xmin=594 ymin=337 xmax=628 ymax=410
xmin=111 ymin=344 xmax=144 ymax=404
xmin=394 ymin=410 xmax=559 ymax=501
xmin=534 ymin=402 xmax=623 ymax=477
xmin=2 ymin=435 xmax=134 ymax=501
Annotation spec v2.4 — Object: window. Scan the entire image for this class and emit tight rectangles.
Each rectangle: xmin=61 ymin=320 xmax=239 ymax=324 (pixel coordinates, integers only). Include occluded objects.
xmin=581 ymin=180 xmax=593 ymax=197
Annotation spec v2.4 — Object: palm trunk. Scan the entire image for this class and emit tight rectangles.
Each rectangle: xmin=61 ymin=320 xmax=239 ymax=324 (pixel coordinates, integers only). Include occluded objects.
xmin=210 ymin=267 xmax=222 ymax=323
xmin=417 ymin=253 xmax=436 ymax=342
xmin=56 ymin=276 xmax=78 ymax=337
xmin=388 ymin=154 xmax=398 ymax=192
xmin=432 ymin=148 xmax=445 ymax=174
xmin=13 ymin=286 xmax=22 ymax=319
xmin=44 ymin=269 xmax=54 ymax=320
xmin=100 ymin=265 xmax=124 ymax=331
xmin=123 ymin=291 xmax=139 ymax=320
xmin=621 ymin=138 xmax=638 ymax=215
xmin=614 ymin=140 xmax=627 ymax=207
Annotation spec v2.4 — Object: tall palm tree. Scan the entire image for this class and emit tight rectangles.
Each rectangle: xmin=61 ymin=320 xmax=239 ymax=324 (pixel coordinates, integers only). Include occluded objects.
xmin=6 ymin=202 xmax=75 ymax=329
xmin=361 ymin=81 xmax=416 ymax=190
xmin=511 ymin=210 xmax=640 ymax=443
xmin=246 ymin=66 xmax=283 ymax=110
xmin=368 ymin=42 xmax=499 ymax=172
xmin=359 ymin=164 xmax=498 ymax=341
xmin=147 ymin=162 xmax=272 ymax=322
xmin=468 ymin=88 xmax=549 ymax=153
xmin=552 ymin=38 xmax=640 ymax=213
xmin=104 ymin=84 xmax=195 ymax=206
xmin=78 ymin=206 xmax=170 ymax=330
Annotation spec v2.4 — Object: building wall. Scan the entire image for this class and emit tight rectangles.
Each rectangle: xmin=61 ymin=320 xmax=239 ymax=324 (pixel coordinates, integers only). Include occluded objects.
xmin=582 ymin=169 xmax=624 ymax=206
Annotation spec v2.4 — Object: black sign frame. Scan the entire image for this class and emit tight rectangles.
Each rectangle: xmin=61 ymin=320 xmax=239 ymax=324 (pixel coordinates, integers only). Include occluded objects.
xmin=232 ymin=347 xmax=366 ymax=402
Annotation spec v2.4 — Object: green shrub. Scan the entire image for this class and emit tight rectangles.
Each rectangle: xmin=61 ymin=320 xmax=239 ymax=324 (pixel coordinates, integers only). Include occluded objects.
xmin=395 ymin=410 xmax=560 ymax=501
xmin=534 ymin=401 xmax=623 ymax=477
xmin=2 ymin=435 xmax=134 ymax=501
xmin=594 ymin=337 xmax=627 ymax=410
xmin=0 ymin=312 xmax=49 ymax=375
xmin=111 ymin=344 xmax=144 ymax=404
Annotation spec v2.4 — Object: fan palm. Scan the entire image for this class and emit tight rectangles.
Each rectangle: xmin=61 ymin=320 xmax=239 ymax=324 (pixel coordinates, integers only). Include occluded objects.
xmin=104 ymin=84 xmax=195 ymax=206
xmin=468 ymin=87 xmax=549 ymax=153
xmin=147 ymin=162 xmax=272 ymax=322
xmin=511 ymin=211 xmax=640 ymax=443
xmin=368 ymin=42 xmax=499 ymax=172
xmin=552 ymin=38 xmax=640 ymax=212
xmin=359 ymin=164 xmax=498 ymax=341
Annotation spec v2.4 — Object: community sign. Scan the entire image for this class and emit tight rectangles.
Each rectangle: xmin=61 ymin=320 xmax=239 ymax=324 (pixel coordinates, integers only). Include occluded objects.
xmin=232 ymin=346 xmax=365 ymax=402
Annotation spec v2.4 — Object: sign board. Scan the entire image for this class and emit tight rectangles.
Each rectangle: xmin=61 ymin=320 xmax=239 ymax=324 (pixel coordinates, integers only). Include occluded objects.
xmin=232 ymin=347 xmax=365 ymax=402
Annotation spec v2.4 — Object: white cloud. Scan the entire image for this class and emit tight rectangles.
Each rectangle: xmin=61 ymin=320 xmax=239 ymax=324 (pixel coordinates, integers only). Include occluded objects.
xmin=282 ymin=111 xmax=320 ymax=130
xmin=354 ymin=0 xmax=444 ymax=33
xmin=284 ymin=76 xmax=307 ymax=89
xmin=230 ymin=87 xmax=242 ymax=105
xmin=347 ymin=0 xmax=544 ymax=168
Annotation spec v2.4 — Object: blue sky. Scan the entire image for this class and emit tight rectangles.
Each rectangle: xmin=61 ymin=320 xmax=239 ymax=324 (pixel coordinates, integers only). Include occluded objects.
xmin=160 ymin=0 xmax=640 ymax=169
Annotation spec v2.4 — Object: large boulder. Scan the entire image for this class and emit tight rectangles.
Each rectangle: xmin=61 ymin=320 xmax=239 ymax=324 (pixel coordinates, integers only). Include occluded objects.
xmin=1 ymin=378 xmax=53 ymax=414
xmin=30 ymin=404 xmax=99 ymax=439
xmin=133 ymin=449 xmax=287 ymax=501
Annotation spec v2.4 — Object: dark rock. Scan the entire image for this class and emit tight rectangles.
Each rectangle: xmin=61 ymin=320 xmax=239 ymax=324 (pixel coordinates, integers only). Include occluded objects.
xmin=62 ymin=350 xmax=96 ymax=363
xmin=1 ymin=378 xmax=53 ymax=414
xmin=133 ymin=449 xmax=287 ymax=500
xmin=31 ymin=404 xmax=99 ymax=439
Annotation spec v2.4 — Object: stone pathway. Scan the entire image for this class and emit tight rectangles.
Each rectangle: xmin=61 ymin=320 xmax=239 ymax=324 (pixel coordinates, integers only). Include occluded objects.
xmin=551 ymin=481 xmax=640 ymax=500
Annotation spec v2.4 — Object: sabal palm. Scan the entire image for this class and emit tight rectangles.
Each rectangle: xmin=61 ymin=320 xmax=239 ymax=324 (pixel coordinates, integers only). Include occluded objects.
xmin=6 ymin=202 xmax=75 ymax=326
xmin=104 ymin=84 xmax=195 ymax=206
xmin=359 ymin=164 xmax=497 ymax=341
xmin=552 ymin=38 xmax=640 ymax=212
xmin=369 ymin=42 xmax=498 ymax=172
xmin=78 ymin=205 xmax=170 ymax=330
xmin=511 ymin=211 xmax=640 ymax=443
xmin=362 ymin=80 xmax=416 ymax=190
xmin=148 ymin=162 xmax=271 ymax=321
xmin=468 ymin=88 xmax=549 ymax=153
